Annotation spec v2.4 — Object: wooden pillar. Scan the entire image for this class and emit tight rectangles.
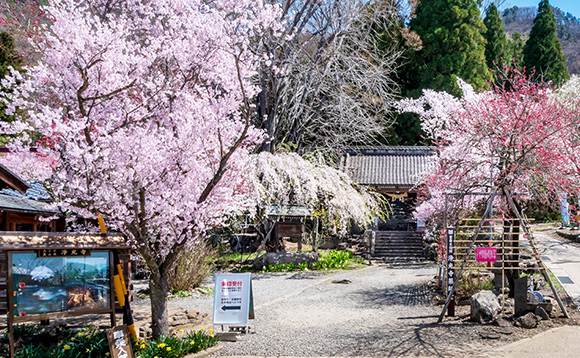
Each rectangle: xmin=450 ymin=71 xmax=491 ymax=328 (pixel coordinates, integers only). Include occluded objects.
xmin=446 ymin=227 xmax=456 ymax=316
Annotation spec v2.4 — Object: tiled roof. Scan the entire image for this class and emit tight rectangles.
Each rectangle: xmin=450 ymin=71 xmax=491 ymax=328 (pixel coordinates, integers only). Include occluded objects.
xmin=343 ymin=146 xmax=435 ymax=187
xmin=0 ymin=194 xmax=57 ymax=214
xmin=0 ymin=181 xmax=51 ymax=201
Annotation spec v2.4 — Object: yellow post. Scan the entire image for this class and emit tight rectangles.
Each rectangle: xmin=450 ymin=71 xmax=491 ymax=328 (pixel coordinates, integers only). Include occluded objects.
xmin=98 ymin=213 xmax=107 ymax=234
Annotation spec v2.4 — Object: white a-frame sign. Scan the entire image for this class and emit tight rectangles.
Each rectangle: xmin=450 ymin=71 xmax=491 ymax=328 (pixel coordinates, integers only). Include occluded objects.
xmin=212 ymin=273 xmax=254 ymax=337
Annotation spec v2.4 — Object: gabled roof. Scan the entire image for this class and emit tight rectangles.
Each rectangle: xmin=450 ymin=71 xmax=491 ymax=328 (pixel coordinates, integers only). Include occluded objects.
xmin=0 ymin=181 xmax=52 ymax=201
xmin=0 ymin=194 xmax=57 ymax=214
xmin=0 ymin=163 xmax=29 ymax=194
xmin=342 ymin=146 xmax=435 ymax=188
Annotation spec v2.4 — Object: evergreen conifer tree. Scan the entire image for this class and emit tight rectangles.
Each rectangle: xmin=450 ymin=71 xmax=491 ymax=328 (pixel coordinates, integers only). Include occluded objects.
xmin=409 ymin=0 xmax=491 ymax=95
xmin=483 ymin=4 xmax=508 ymax=71
xmin=0 ymin=32 xmax=22 ymax=125
xmin=523 ymin=0 xmax=569 ymax=86
xmin=509 ymin=32 xmax=524 ymax=70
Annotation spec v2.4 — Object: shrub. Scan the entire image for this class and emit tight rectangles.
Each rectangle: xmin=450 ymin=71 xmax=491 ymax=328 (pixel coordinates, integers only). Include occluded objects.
xmin=457 ymin=272 xmax=494 ymax=299
xmin=168 ymin=242 xmax=215 ymax=292
xmin=261 ymin=250 xmax=357 ymax=272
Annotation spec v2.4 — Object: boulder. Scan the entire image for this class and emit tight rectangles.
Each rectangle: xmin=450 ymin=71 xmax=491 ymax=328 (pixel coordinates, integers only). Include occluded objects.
xmin=515 ymin=312 xmax=539 ymax=329
xmin=492 ymin=316 xmax=512 ymax=328
xmin=170 ymin=313 xmax=189 ymax=326
xmin=186 ymin=309 xmax=200 ymax=320
xmin=257 ymin=251 xmax=318 ymax=267
xmin=470 ymin=290 xmax=501 ymax=323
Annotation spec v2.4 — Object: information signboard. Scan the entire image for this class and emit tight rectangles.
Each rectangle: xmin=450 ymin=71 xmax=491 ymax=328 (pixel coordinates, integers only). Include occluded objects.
xmin=212 ymin=273 xmax=253 ymax=326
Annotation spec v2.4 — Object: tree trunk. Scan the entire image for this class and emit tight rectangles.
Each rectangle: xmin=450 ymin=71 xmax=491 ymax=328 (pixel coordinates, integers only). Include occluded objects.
xmin=150 ymin=270 xmax=170 ymax=338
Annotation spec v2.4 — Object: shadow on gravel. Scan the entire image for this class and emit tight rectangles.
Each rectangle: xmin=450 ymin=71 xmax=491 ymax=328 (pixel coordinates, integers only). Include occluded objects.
xmin=354 ymin=283 xmax=433 ymax=307
xmin=342 ymin=323 xmax=446 ymax=357
xmin=286 ymin=272 xmax=324 ymax=280
xmin=338 ymin=320 xmax=485 ymax=357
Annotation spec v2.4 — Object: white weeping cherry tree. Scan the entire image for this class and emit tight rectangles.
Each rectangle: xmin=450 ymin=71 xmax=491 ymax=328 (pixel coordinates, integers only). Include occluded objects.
xmin=247 ymin=151 xmax=386 ymax=252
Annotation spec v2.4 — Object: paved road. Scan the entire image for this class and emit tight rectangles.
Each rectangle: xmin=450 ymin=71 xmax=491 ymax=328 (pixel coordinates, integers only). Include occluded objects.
xmin=533 ymin=231 xmax=580 ymax=309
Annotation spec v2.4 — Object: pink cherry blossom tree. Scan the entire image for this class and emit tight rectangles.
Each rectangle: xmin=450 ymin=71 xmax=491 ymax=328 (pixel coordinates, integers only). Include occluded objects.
xmin=399 ymin=70 xmax=580 ymax=226
xmin=1 ymin=0 xmax=281 ymax=337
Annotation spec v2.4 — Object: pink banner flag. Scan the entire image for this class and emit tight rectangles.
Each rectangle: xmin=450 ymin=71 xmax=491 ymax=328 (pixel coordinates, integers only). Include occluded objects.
xmin=476 ymin=247 xmax=497 ymax=262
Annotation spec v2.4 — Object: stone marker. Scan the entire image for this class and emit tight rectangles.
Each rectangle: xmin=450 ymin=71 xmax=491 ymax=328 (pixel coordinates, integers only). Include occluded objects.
xmin=514 ymin=276 xmax=528 ymax=316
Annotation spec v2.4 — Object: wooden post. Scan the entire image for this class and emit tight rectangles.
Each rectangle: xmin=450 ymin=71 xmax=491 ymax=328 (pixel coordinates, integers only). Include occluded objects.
xmin=313 ymin=217 xmax=319 ymax=252
xmin=7 ymin=252 xmax=14 ymax=358
xmin=446 ymin=227 xmax=456 ymax=316
xmin=503 ymin=188 xmax=570 ymax=319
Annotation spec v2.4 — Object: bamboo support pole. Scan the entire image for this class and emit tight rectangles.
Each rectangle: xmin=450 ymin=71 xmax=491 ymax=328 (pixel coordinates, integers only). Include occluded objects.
xmin=503 ymin=188 xmax=569 ymax=319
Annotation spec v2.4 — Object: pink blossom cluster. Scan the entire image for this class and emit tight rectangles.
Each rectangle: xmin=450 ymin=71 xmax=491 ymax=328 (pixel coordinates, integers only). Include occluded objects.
xmin=0 ymin=0 xmax=282 ymax=259
xmin=399 ymin=71 xmax=580 ymax=225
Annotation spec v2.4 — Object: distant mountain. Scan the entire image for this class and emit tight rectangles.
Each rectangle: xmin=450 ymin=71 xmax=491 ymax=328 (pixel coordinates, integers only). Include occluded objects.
xmin=501 ymin=6 xmax=580 ymax=75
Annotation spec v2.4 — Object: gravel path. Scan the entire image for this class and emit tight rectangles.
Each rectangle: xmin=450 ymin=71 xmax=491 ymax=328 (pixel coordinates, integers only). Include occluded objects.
xmin=129 ymin=263 xmax=576 ymax=357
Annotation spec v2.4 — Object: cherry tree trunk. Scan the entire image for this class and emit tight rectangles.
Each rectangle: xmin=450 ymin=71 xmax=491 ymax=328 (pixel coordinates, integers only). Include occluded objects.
xmin=150 ymin=271 xmax=170 ymax=338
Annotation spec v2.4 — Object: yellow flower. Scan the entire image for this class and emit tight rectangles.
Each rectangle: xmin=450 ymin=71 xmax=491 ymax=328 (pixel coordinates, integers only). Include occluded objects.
xmin=78 ymin=333 xmax=83 ymax=337
xmin=166 ymin=347 xmax=171 ymax=351
xmin=200 ymin=327 xmax=205 ymax=331
xmin=106 ymin=354 xmax=109 ymax=357
xmin=179 ymin=329 xmax=183 ymax=333
xmin=71 ymin=338 xmax=75 ymax=341
xmin=194 ymin=331 xmax=198 ymax=335
xmin=190 ymin=341 xmax=195 ymax=345
xmin=63 ymin=345 xmax=70 ymax=350
xmin=157 ymin=343 xmax=166 ymax=348
xmin=210 ymin=334 xmax=214 ymax=338
xmin=209 ymin=328 xmax=214 ymax=334
xmin=85 ymin=349 xmax=89 ymax=353
xmin=140 ymin=344 xmax=146 ymax=349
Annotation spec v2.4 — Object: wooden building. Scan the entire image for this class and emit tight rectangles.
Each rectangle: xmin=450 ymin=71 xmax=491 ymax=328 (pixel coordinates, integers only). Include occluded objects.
xmin=0 ymin=163 xmax=65 ymax=231
xmin=342 ymin=146 xmax=435 ymax=231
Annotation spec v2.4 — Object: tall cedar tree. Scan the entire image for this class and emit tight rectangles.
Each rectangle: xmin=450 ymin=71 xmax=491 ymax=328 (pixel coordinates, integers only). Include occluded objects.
xmin=509 ymin=33 xmax=524 ymax=71
xmin=409 ymin=0 xmax=491 ymax=96
xmin=371 ymin=0 xmax=424 ymax=145
xmin=483 ymin=4 xmax=508 ymax=71
xmin=523 ymin=0 xmax=569 ymax=86
xmin=0 ymin=32 xmax=22 ymax=124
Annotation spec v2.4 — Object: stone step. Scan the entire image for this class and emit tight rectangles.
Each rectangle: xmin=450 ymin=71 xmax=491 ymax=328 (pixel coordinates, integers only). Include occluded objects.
xmin=375 ymin=243 xmax=423 ymax=248
xmin=373 ymin=251 xmax=425 ymax=256
xmin=376 ymin=239 xmax=423 ymax=244
xmin=374 ymin=245 xmax=424 ymax=250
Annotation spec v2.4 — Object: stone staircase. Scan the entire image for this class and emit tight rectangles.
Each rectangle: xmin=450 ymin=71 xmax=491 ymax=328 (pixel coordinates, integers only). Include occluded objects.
xmin=372 ymin=231 xmax=426 ymax=263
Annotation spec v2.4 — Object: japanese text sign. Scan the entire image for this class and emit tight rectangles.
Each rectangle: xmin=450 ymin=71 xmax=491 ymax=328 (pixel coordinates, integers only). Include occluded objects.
xmin=106 ymin=325 xmax=134 ymax=358
xmin=476 ymin=247 xmax=497 ymax=262
xmin=213 ymin=273 xmax=253 ymax=325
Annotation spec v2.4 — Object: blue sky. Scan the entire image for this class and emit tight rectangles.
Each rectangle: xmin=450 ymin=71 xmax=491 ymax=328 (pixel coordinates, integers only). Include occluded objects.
xmin=503 ymin=0 xmax=580 ymax=18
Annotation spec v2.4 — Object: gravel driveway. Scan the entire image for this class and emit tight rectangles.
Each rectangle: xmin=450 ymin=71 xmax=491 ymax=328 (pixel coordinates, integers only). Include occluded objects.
xmin=131 ymin=263 xmax=574 ymax=357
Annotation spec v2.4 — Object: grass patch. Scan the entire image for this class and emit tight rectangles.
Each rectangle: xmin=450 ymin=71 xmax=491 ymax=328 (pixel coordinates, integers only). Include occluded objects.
xmin=546 ymin=270 xmax=567 ymax=295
